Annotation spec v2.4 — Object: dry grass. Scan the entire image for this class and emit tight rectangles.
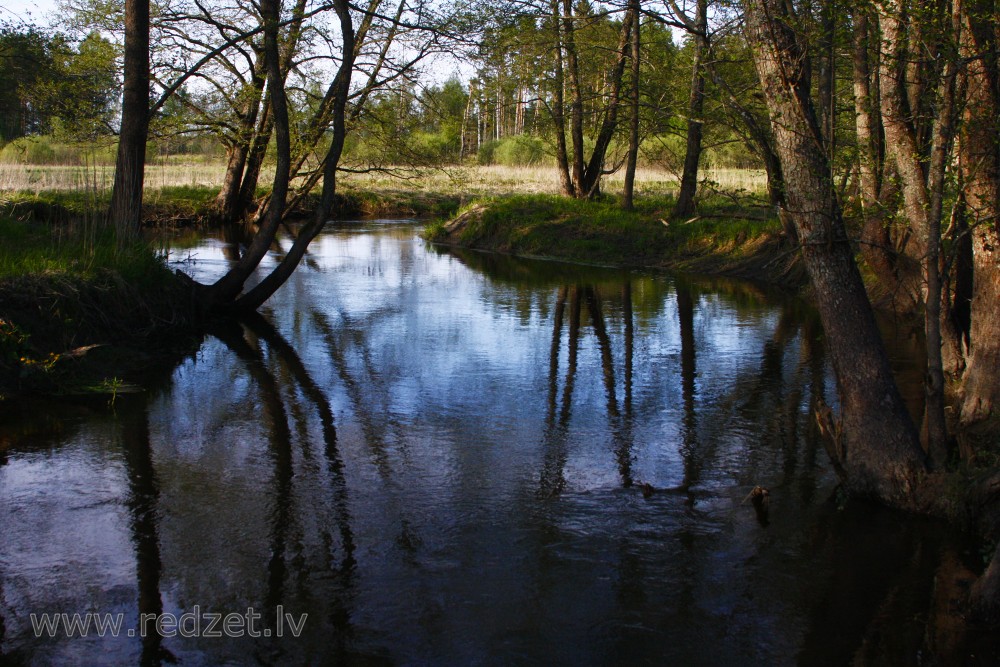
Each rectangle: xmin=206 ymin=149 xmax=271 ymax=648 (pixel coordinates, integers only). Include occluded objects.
xmin=0 ymin=161 xmax=768 ymax=198
xmin=0 ymin=162 xmax=269 ymax=195
xmin=341 ymin=165 xmax=768 ymax=198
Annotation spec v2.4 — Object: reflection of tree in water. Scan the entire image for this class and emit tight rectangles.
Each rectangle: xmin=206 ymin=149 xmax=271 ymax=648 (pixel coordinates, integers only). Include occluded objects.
xmin=310 ymin=306 xmax=425 ymax=559
xmin=118 ymin=397 xmax=173 ymax=667
xmin=208 ymin=318 xmax=357 ymax=659
xmin=539 ymin=281 xmax=637 ymax=496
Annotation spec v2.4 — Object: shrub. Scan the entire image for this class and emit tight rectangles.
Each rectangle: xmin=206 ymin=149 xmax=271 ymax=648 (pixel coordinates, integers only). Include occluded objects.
xmin=478 ymin=135 xmax=549 ymax=167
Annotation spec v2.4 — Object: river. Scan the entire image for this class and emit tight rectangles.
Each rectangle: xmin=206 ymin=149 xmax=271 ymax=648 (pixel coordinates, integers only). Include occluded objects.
xmin=0 ymin=219 xmax=995 ymax=664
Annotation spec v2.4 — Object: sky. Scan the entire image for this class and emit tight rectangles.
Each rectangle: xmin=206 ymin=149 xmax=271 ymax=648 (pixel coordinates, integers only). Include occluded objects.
xmin=1 ymin=0 xmax=61 ymax=27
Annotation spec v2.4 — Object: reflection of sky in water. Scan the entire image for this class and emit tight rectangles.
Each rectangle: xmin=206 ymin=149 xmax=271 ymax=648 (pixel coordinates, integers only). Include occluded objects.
xmin=1 ymin=221 xmax=961 ymax=665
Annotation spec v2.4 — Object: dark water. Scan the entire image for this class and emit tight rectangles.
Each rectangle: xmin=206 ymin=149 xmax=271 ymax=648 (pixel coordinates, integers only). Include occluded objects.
xmin=0 ymin=220 xmax=995 ymax=665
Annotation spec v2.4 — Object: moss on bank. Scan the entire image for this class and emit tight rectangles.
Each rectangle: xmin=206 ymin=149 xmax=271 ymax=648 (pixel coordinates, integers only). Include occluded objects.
xmin=425 ymin=194 xmax=806 ymax=288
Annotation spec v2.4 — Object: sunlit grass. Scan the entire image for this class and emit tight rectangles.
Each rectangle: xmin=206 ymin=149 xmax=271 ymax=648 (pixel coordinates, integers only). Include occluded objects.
xmin=0 ymin=160 xmax=768 ymax=199
xmin=341 ymin=165 xmax=769 ymax=198
xmin=0 ymin=162 xmax=271 ymax=194
xmin=425 ymin=192 xmax=782 ymax=267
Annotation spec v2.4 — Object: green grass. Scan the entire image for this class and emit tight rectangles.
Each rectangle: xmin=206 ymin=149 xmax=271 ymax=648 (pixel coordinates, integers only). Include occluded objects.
xmin=425 ymin=193 xmax=783 ymax=268
xmin=0 ymin=215 xmax=171 ymax=285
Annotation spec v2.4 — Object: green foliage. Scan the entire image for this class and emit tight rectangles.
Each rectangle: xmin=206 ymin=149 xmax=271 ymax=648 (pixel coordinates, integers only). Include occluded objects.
xmin=0 ymin=134 xmax=117 ymax=165
xmin=0 ymin=24 xmax=118 ymax=145
xmin=478 ymin=135 xmax=549 ymax=166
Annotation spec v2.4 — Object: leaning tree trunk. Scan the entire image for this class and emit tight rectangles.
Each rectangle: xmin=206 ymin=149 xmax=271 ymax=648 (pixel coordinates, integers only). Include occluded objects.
xmin=578 ymin=7 xmax=634 ymax=199
xmin=235 ymin=0 xmax=355 ymax=311
xmin=108 ymin=0 xmax=150 ymax=242
xmin=202 ymin=0 xmax=292 ymax=307
xmin=744 ymin=0 xmax=927 ymax=506
xmin=672 ymin=0 xmax=707 ymax=218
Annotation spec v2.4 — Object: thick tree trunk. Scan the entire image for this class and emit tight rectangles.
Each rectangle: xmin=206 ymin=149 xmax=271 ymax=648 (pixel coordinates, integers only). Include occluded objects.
xmin=672 ymin=0 xmax=707 ymax=218
xmin=107 ymin=0 xmax=150 ymax=241
xmin=959 ymin=0 xmax=1000 ymax=425
xmin=745 ymin=0 xmax=927 ymax=506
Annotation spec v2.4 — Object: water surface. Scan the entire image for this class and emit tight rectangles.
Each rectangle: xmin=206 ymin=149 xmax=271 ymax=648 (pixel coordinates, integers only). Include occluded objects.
xmin=0 ymin=220 xmax=992 ymax=665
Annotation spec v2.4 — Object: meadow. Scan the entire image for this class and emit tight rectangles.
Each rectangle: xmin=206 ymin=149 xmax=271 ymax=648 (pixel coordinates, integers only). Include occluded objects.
xmin=0 ymin=160 xmax=769 ymax=201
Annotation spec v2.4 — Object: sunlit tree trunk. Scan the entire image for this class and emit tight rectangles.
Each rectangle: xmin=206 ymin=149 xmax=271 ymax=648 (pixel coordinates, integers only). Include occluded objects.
xmin=878 ymin=0 xmax=955 ymax=466
xmin=744 ymin=0 xmax=927 ymax=505
xmin=959 ymin=0 xmax=1000 ymax=426
xmin=852 ymin=7 xmax=902 ymax=294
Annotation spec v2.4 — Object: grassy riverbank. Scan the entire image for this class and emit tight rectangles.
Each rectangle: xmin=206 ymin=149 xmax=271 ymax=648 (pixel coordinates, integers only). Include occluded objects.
xmin=425 ymin=194 xmax=806 ymax=288
xmin=0 ymin=213 xmax=197 ymax=399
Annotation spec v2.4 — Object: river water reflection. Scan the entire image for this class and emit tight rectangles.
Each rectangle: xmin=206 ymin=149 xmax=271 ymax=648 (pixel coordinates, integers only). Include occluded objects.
xmin=0 ymin=220 xmax=994 ymax=664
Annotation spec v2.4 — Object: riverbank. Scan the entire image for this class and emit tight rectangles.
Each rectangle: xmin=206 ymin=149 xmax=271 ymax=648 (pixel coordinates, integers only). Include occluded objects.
xmin=425 ymin=194 xmax=807 ymax=290
xmin=0 ymin=214 xmax=198 ymax=400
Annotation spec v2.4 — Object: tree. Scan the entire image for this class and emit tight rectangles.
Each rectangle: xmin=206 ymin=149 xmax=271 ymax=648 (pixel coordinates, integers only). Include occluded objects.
xmin=0 ymin=25 xmax=116 ymax=144
xmin=743 ymin=0 xmax=927 ymax=505
xmin=107 ymin=0 xmax=149 ymax=241
xmin=877 ymin=0 xmax=959 ymax=465
xmin=668 ymin=0 xmax=708 ymax=218
xmin=957 ymin=0 xmax=1000 ymax=427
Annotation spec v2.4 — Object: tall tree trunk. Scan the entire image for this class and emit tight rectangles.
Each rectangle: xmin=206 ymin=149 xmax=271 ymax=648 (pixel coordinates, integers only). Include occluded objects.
xmin=578 ymin=7 xmax=635 ymax=198
xmin=879 ymin=0 xmax=955 ymax=466
xmin=562 ymin=0 xmax=586 ymax=192
xmin=959 ymin=0 xmax=1000 ymax=425
xmin=853 ymin=7 xmax=901 ymax=291
xmin=551 ymin=0 xmax=574 ymax=196
xmin=107 ymin=0 xmax=150 ymax=241
xmin=818 ymin=0 xmax=836 ymax=158
xmin=622 ymin=0 xmax=641 ymax=211
xmin=672 ymin=0 xmax=708 ymax=218
xmin=744 ymin=0 xmax=927 ymax=506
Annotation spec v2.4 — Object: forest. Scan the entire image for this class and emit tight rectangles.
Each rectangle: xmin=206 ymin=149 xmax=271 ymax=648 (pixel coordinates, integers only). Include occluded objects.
xmin=2 ymin=0 xmax=1000 ymax=648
